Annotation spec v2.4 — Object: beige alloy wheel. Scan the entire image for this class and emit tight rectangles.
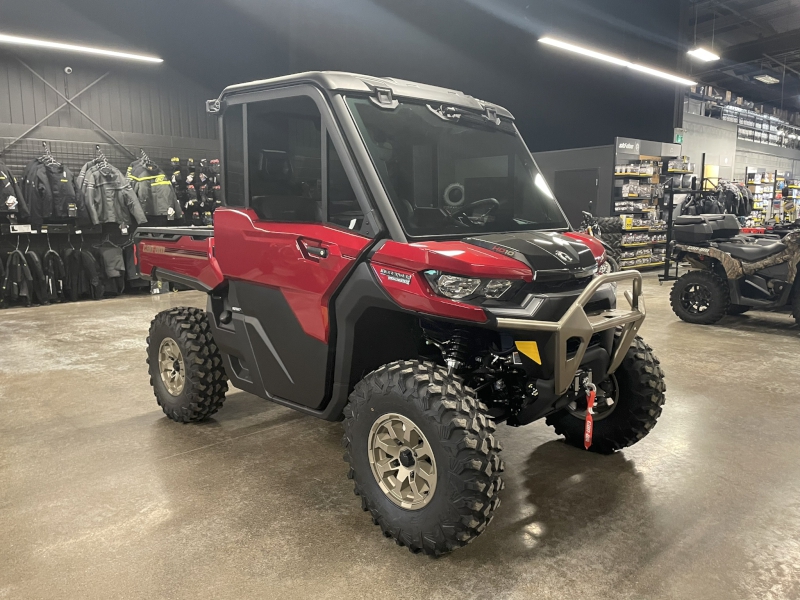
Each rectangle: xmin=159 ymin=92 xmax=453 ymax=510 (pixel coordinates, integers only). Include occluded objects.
xmin=158 ymin=337 xmax=186 ymax=396
xmin=368 ymin=413 xmax=437 ymax=510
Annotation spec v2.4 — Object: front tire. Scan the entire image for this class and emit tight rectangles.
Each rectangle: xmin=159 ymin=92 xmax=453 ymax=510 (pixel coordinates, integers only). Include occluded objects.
xmin=546 ymin=337 xmax=666 ymax=454
xmin=147 ymin=307 xmax=228 ymax=422
xmin=343 ymin=360 xmax=504 ymax=556
xmin=670 ymin=270 xmax=730 ymax=324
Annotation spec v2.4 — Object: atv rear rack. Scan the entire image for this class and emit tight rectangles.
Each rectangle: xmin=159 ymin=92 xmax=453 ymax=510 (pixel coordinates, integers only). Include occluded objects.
xmin=496 ymin=271 xmax=645 ymax=395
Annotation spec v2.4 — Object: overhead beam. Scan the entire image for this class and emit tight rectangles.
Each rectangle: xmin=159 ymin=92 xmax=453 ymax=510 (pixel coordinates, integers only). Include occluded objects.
xmin=723 ymin=29 xmax=800 ymax=64
xmin=695 ymin=0 xmax=778 ymax=37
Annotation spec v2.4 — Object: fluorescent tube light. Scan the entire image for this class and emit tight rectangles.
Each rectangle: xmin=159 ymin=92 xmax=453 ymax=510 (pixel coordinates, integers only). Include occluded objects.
xmin=687 ymin=47 xmax=720 ymax=62
xmin=754 ymin=74 xmax=780 ymax=85
xmin=539 ymin=37 xmax=696 ymax=86
xmin=0 ymin=33 xmax=163 ymax=63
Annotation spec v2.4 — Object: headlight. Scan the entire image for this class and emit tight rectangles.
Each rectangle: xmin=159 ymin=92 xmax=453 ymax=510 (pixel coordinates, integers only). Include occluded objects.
xmin=483 ymin=279 xmax=513 ymax=298
xmin=433 ymin=274 xmax=482 ymax=299
xmin=424 ymin=271 xmax=514 ymax=300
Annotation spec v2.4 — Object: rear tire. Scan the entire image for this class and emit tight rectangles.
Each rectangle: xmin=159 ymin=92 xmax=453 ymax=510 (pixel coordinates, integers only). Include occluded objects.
xmin=147 ymin=307 xmax=228 ymax=422
xmin=670 ymin=270 xmax=730 ymax=324
xmin=546 ymin=337 xmax=666 ymax=454
xmin=343 ymin=360 xmax=504 ymax=556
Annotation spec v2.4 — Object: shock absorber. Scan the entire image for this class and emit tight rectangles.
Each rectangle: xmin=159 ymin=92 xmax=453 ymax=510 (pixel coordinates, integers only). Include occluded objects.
xmin=443 ymin=330 xmax=471 ymax=374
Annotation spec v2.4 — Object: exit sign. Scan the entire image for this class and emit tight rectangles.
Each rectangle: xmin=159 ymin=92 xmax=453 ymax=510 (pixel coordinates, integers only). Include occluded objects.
xmin=674 ymin=128 xmax=685 ymax=144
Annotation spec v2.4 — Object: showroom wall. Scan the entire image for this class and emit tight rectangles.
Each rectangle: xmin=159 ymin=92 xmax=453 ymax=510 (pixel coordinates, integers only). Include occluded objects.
xmin=681 ymin=113 xmax=800 ymax=180
xmin=3 ymin=0 xmax=684 ymax=153
xmin=0 ymin=50 xmax=218 ymax=173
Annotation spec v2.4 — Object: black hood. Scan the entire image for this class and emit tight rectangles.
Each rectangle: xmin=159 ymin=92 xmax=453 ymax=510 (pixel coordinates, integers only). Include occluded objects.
xmin=465 ymin=231 xmax=596 ymax=281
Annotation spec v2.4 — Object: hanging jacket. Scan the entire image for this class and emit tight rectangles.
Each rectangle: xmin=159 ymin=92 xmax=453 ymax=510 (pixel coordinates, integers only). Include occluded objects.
xmin=22 ymin=158 xmax=54 ymax=228
xmin=1 ymin=249 xmax=33 ymax=307
xmin=128 ymin=158 xmax=183 ymax=218
xmin=62 ymin=247 xmax=82 ymax=302
xmin=25 ymin=250 xmax=50 ymax=305
xmin=44 ymin=163 xmax=88 ymax=224
xmin=0 ymin=160 xmax=29 ymax=221
xmin=42 ymin=249 xmax=66 ymax=302
xmin=83 ymin=163 xmax=148 ymax=227
xmin=80 ymin=249 xmax=105 ymax=299
xmin=96 ymin=245 xmax=125 ymax=295
xmin=22 ymin=158 xmax=85 ymax=227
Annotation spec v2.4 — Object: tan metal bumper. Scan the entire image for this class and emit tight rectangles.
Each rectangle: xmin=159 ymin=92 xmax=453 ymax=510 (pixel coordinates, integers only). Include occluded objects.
xmin=496 ymin=271 xmax=645 ymax=396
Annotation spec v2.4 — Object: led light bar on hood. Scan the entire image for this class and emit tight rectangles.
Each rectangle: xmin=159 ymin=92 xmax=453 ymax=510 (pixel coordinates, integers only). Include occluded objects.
xmin=540 ymin=37 xmax=696 ymax=86
xmin=0 ymin=33 xmax=163 ymax=63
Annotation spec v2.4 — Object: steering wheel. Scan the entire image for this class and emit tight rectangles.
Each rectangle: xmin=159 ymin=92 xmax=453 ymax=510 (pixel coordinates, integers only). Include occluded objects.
xmin=451 ymin=197 xmax=500 ymax=225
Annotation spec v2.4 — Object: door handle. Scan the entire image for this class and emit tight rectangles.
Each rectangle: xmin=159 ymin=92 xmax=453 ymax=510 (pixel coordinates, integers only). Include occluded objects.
xmin=306 ymin=246 xmax=328 ymax=259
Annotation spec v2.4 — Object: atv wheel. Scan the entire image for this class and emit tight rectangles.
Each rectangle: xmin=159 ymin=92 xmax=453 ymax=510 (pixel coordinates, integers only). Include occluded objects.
xmin=670 ymin=270 xmax=729 ymax=324
xmin=147 ymin=307 xmax=228 ymax=422
xmin=727 ymin=304 xmax=750 ymax=315
xmin=343 ymin=360 xmax=504 ymax=556
xmin=546 ymin=336 xmax=666 ymax=455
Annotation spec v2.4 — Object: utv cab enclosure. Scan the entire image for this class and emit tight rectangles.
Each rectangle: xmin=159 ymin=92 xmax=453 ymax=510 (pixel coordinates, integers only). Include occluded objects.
xmin=136 ymin=72 xmax=666 ymax=556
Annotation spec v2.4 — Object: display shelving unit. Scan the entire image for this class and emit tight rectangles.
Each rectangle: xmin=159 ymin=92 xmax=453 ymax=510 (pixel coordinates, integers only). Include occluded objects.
xmin=744 ymin=168 xmax=778 ymax=225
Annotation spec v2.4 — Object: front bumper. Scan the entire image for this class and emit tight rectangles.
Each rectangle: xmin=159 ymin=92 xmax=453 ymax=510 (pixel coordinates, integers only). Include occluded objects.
xmin=493 ymin=271 xmax=645 ymax=395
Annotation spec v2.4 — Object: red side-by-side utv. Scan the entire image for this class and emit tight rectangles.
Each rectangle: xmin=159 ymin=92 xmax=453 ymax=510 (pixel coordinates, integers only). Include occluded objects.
xmin=135 ymin=72 xmax=666 ymax=555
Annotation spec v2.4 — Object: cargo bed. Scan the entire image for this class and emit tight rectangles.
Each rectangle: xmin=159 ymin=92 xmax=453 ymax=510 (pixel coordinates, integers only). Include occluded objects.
xmin=134 ymin=226 xmax=223 ymax=292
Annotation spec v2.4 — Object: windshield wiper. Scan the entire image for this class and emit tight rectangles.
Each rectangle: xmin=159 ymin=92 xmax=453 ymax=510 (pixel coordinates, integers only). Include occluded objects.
xmin=427 ymin=104 xmax=462 ymax=122
xmin=427 ymin=103 xmax=514 ymax=134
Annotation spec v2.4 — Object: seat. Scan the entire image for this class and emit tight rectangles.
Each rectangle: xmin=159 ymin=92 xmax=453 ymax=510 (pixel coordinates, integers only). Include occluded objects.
xmin=715 ymin=241 xmax=786 ymax=262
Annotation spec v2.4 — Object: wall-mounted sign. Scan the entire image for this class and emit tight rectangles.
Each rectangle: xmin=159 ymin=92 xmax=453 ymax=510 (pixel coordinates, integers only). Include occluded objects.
xmin=616 ymin=137 xmax=641 ymax=154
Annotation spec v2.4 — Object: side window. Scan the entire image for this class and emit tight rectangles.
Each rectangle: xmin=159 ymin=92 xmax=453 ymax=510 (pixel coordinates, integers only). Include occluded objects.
xmin=223 ymin=105 xmax=245 ymax=207
xmin=327 ymin=135 xmax=365 ymax=231
xmin=247 ymin=96 xmax=322 ymax=222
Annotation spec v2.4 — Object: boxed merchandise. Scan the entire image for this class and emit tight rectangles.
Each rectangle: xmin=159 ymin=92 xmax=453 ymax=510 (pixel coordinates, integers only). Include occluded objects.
xmin=667 ymin=158 xmax=695 ymax=173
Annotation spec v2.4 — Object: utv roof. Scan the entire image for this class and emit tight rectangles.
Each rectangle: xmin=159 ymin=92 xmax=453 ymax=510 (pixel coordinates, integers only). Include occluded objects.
xmin=213 ymin=71 xmax=514 ymax=119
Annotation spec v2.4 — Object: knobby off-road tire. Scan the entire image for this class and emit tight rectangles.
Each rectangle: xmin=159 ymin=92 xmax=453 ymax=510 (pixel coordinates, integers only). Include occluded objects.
xmin=546 ymin=337 xmax=666 ymax=455
xmin=147 ymin=307 xmax=228 ymax=422
xmin=669 ymin=269 xmax=730 ymax=324
xmin=343 ymin=360 xmax=504 ymax=556
xmin=597 ymin=216 xmax=623 ymax=233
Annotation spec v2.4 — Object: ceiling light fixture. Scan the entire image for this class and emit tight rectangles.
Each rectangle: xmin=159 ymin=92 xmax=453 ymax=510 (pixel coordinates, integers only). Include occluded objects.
xmin=687 ymin=47 xmax=720 ymax=62
xmin=754 ymin=74 xmax=780 ymax=85
xmin=0 ymin=33 xmax=163 ymax=63
xmin=539 ymin=37 xmax=696 ymax=86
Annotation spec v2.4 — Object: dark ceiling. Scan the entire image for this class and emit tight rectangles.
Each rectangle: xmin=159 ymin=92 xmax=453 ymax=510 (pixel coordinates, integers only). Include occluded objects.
xmin=4 ymin=0 xmax=685 ymax=151
xmin=685 ymin=0 xmax=800 ymax=111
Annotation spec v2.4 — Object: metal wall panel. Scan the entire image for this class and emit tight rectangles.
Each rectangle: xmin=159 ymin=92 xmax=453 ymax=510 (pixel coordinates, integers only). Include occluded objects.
xmin=0 ymin=52 xmax=217 ymax=142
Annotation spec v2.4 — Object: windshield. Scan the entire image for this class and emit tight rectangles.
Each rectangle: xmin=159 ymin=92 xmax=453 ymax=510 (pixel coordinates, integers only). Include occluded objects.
xmin=346 ymin=97 xmax=569 ymax=238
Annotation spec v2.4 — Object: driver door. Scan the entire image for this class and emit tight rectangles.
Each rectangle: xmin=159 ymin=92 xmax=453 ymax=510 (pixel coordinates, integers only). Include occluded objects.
xmin=214 ymin=88 xmax=375 ymax=409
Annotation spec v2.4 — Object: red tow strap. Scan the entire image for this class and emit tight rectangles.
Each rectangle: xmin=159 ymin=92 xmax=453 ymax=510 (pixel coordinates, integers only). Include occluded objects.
xmin=584 ymin=385 xmax=596 ymax=450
